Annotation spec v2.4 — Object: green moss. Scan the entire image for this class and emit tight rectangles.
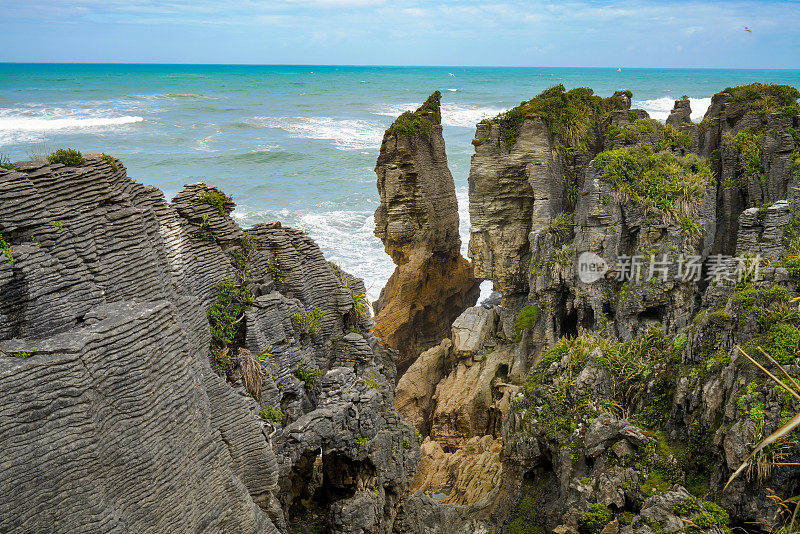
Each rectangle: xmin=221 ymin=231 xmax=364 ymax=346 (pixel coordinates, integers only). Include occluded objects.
xmin=617 ymin=511 xmax=635 ymax=526
xmin=294 ymin=367 xmax=321 ymax=387
xmin=673 ymin=498 xmax=701 ymax=516
xmin=386 ymin=91 xmax=441 ymax=138
xmin=762 ymin=323 xmax=800 ymax=365
xmin=260 ymin=407 xmax=284 ymax=424
xmin=101 ymin=153 xmax=118 ymax=171
xmin=579 ymin=503 xmax=612 ymax=534
xmin=514 ymin=305 xmax=541 ymax=342
xmin=52 ymin=221 xmax=63 ymax=230
xmin=508 ymin=480 xmax=548 ymax=534
xmin=471 ymin=136 xmax=492 ymax=147
xmin=292 ymin=306 xmax=325 ymax=336
xmin=774 ymin=255 xmax=800 ymax=282
xmin=694 ymin=501 xmax=730 ymax=529
xmin=47 ymin=148 xmax=85 ymax=167
xmin=726 ymin=128 xmax=764 ymax=187
xmin=10 ymin=349 xmax=36 ymax=359
xmin=267 ymin=258 xmax=285 ymax=284
xmin=705 ymin=349 xmax=731 ymax=372
xmin=198 ymin=188 xmax=233 ymax=216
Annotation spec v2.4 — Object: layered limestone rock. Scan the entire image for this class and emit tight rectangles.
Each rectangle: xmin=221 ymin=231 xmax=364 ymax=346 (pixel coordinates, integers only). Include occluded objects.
xmin=0 ymin=156 xmax=419 ymax=534
xmin=398 ymin=83 xmax=800 ymax=533
xmin=373 ymin=91 xmax=480 ymax=374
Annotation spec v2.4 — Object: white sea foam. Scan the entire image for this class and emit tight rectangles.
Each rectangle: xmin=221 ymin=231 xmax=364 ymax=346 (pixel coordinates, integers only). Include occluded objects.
xmin=0 ymin=108 xmax=144 ymax=145
xmin=127 ymin=93 xmax=218 ymax=101
xmin=252 ymin=116 xmax=384 ymax=151
xmin=445 ymin=88 xmax=459 ymax=92
xmin=632 ymin=96 xmax=711 ymax=123
xmin=373 ymin=103 xmax=503 ymax=129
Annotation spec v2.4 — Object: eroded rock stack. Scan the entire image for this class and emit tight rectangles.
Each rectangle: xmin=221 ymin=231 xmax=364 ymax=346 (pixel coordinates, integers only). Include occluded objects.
xmin=394 ymin=83 xmax=800 ymax=533
xmin=373 ymin=91 xmax=480 ymax=374
xmin=0 ymin=157 xmax=419 ymax=534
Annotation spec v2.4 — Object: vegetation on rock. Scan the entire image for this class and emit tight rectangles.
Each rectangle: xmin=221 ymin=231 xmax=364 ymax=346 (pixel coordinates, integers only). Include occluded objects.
xmin=47 ymin=148 xmax=85 ymax=167
xmin=385 ymin=91 xmax=442 ymax=138
xmin=101 ymin=153 xmax=118 ymax=171
xmin=592 ymin=144 xmax=713 ymax=231
xmin=292 ymin=307 xmax=325 ymax=336
xmin=199 ymin=188 xmax=233 ymax=215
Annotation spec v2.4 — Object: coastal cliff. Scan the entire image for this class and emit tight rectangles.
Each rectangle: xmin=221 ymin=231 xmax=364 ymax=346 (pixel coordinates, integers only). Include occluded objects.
xmin=1 ymin=82 xmax=799 ymax=534
xmin=394 ymin=83 xmax=800 ymax=533
xmin=0 ymin=157 xmax=418 ymax=533
xmin=373 ymin=91 xmax=480 ymax=374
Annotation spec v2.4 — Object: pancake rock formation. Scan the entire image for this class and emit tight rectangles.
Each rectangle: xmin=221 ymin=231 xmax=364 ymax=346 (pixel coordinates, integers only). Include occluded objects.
xmin=373 ymin=91 xmax=480 ymax=374
xmin=0 ymin=156 xmax=419 ymax=534
xmin=394 ymin=84 xmax=800 ymax=533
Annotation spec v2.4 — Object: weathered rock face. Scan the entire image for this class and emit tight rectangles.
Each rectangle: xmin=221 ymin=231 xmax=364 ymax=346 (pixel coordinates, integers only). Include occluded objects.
xmin=373 ymin=92 xmax=480 ymax=374
xmin=666 ymin=98 xmax=692 ymax=127
xmin=0 ymin=157 xmax=419 ymax=534
xmin=398 ymin=83 xmax=800 ymax=533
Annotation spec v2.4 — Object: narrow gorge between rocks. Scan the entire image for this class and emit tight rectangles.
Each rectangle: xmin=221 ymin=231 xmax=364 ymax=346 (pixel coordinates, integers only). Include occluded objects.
xmin=2 ymin=82 xmax=800 ymax=534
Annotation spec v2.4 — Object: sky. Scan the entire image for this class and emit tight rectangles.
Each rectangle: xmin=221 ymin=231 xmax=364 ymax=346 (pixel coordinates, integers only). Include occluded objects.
xmin=1 ymin=0 xmax=799 ymax=68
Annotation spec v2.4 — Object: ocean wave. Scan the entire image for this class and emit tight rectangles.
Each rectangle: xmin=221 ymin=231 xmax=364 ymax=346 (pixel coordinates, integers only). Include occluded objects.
xmin=373 ymin=103 xmax=503 ymax=129
xmin=251 ymin=116 xmax=383 ymax=151
xmin=0 ymin=114 xmax=144 ymax=131
xmin=127 ymin=93 xmax=218 ymax=101
xmin=0 ymin=109 xmax=145 ymax=146
xmin=632 ymin=96 xmax=711 ymax=123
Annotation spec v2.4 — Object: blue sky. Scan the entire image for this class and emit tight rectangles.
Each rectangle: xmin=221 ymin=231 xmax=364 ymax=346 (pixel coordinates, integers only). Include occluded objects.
xmin=2 ymin=0 xmax=799 ymax=67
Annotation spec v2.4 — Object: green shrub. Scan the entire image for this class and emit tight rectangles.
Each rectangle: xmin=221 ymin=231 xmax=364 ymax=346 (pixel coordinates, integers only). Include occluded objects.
xmin=293 ymin=306 xmax=325 ymax=336
xmin=694 ymin=501 xmax=730 ymax=529
xmin=193 ymin=215 xmax=217 ymax=242
xmin=721 ymin=83 xmax=800 ymax=118
xmin=10 ymin=349 xmax=36 ymax=359
xmin=199 ymin=188 xmax=233 ymax=215
xmin=763 ymin=323 xmax=800 ymax=365
xmin=267 ymin=258 xmax=285 ymax=284
xmin=485 ymin=85 xmax=624 ymax=152
xmin=386 ymin=91 xmax=441 ymax=138
xmin=352 ymin=292 xmax=369 ymax=320
xmin=0 ymin=154 xmax=20 ymax=171
xmin=260 ymin=407 xmax=284 ymax=424
xmin=207 ymin=280 xmax=252 ymax=372
xmin=579 ymin=503 xmax=612 ymax=534
xmin=673 ymin=497 xmax=701 ymax=516
xmin=47 ymin=148 xmax=85 ymax=167
xmin=0 ymin=236 xmax=13 ymax=267
xmin=592 ymin=144 xmax=713 ymax=227
xmin=101 ymin=153 xmax=118 ymax=171
xmin=294 ymin=367 xmax=321 ymax=388
xmin=617 ymin=511 xmax=635 ymax=526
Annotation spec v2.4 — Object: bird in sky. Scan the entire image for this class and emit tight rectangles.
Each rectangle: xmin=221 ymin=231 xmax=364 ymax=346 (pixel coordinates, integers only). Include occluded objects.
xmin=449 ymin=72 xmax=455 ymax=77
xmin=744 ymin=26 xmax=752 ymax=33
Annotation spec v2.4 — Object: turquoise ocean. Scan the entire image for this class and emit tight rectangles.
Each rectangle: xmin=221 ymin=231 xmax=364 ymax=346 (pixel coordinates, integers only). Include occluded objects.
xmin=2 ymin=64 xmax=799 ymax=302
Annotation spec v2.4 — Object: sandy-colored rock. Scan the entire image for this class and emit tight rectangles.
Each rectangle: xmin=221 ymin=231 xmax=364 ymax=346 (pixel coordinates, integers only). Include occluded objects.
xmin=396 ymin=339 xmax=455 ymax=436
xmin=451 ymin=306 xmax=495 ymax=355
xmin=373 ymin=92 xmax=480 ymax=373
